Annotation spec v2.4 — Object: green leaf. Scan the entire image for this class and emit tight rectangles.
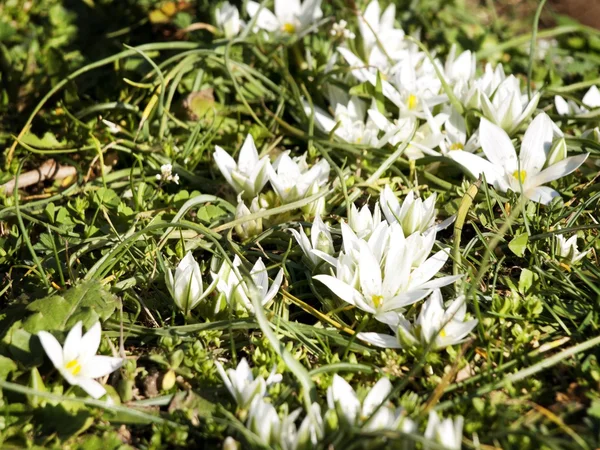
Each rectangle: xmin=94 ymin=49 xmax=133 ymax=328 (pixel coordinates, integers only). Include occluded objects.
xmin=0 ymin=355 xmax=17 ymax=382
xmin=23 ymin=281 xmax=119 ymax=334
xmin=197 ymin=204 xmax=226 ymax=223
xmin=508 ymin=232 xmax=529 ymax=257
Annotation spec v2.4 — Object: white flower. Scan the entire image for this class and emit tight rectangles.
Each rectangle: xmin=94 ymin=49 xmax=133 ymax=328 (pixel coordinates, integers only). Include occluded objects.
xmin=438 ymin=108 xmax=480 ymax=156
xmin=306 ymin=96 xmax=382 ymax=147
xmin=480 ymin=75 xmax=540 ymax=134
xmin=215 ymin=358 xmax=269 ymax=410
xmin=380 ymin=186 xmax=437 ymax=236
xmin=280 ymin=403 xmax=323 ymax=450
xmin=444 ymin=45 xmax=476 ymax=85
xmin=555 ymin=233 xmax=589 ymax=265
xmin=216 ymin=1 xmax=243 ymax=38
xmin=166 ymin=252 xmax=216 ymax=314
xmin=235 ymin=195 xmax=265 ymax=240
xmin=314 ymin=226 xmax=460 ymax=322
xmin=288 ymin=215 xmax=336 ymax=267
xmin=348 ymin=203 xmax=382 ymax=239
xmin=212 ymin=255 xmax=284 ymax=312
xmin=247 ymin=397 xmax=281 ymax=445
xmin=424 ymin=411 xmax=463 ymax=450
xmin=358 ymin=289 xmax=478 ymax=350
xmin=156 ymin=163 xmax=180 ymax=184
xmin=268 ymin=152 xmax=330 ymax=204
xmin=214 ymin=134 xmax=271 ymax=200
xmin=327 ymin=375 xmax=412 ymax=431
xmin=555 ymin=85 xmax=600 ymax=116
xmin=367 ymin=106 xmax=448 ymax=159
xmin=246 ymin=0 xmax=323 ymax=35
xmin=330 ymin=20 xmax=355 ymax=39
xmin=451 ymin=113 xmax=589 ymax=204
xmin=37 ymin=322 xmax=124 ymax=399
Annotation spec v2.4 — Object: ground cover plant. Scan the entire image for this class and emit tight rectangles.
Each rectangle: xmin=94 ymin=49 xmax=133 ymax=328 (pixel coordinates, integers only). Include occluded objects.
xmin=1 ymin=0 xmax=600 ymax=448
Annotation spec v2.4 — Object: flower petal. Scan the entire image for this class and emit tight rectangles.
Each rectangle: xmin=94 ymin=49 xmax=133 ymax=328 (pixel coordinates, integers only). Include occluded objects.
xmin=529 ymin=153 xmax=588 ymax=187
xmin=357 ymin=332 xmax=401 ymax=349
xmin=313 ymin=275 xmax=360 ymax=306
xmin=37 ymin=331 xmax=64 ymax=369
xmin=520 ymin=113 xmax=554 ymax=176
xmin=63 ymin=321 xmax=83 ymax=364
xmin=81 ymin=355 xmax=124 ymax=379
xmin=75 ymin=377 xmax=107 ymax=399
xmin=479 ymin=118 xmax=517 ymax=172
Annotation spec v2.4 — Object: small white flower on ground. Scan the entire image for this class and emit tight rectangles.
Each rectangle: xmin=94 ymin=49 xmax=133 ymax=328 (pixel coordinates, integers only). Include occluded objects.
xmin=424 ymin=410 xmax=463 ymax=450
xmin=555 ymin=85 xmax=600 ymax=116
xmin=214 ymin=134 xmax=271 ymax=200
xmin=348 ymin=202 xmax=383 ymax=239
xmin=555 ymin=232 xmax=590 ymax=265
xmin=479 ymin=75 xmax=540 ymax=134
xmin=212 ymin=255 xmax=283 ymax=312
xmin=380 ymin=186 xmax=437 ymax=236
xmin=305 ymin=96 xmax=383 ymax=147
xmin=327 ymin=375 xmax=413 ymax=431
xmin=215 ymin=1 xmax=243 ymax=38
xmin=166 ymin=252 xmax=216 ymax=314
xmin=451 ymin=113 xmax=589 ymax=204
xmin=358 ymin=289 xmax=478 ymax=350
xmin=330 ymin=20 xmax=355 ymax=39
xmin=38 ymin=321 xmax=124 ymax=399
xmin=288 ymin=215 xmax=336 ymax=267
xmin=246 ymin=0 xmax=323 ymax=35
xmin=246 ymin=397 xmax=281 ymax=445
xmin=268 ymin=151 xmax=330 ymax=204
xmin=234 ymin=194 xmax=265 ymax=240
xmin=215 ymin=358 xmax=268 ymax=410
xmin=280 ymin=403 xmax=323 ymax=450
xmin=156 ymin=163 xmax=180 ymax=184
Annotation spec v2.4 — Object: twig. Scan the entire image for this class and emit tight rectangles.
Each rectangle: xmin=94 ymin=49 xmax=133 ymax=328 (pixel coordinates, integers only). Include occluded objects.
xmin=1 ymin=159 xmax=76 ymax=194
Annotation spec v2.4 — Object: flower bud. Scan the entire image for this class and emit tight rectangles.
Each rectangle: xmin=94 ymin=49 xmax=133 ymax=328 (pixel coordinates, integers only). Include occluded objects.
xmin=166 ymin=252 xmax=213 ymax=314
xmin=547 ymin=138 xmax=567 ymax=166
xmin=234 ymin=195 xmax=263 ymax=240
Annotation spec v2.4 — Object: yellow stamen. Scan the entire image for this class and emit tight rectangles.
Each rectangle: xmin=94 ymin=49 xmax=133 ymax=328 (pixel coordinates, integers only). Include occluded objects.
xmin=65 ymin=359 xmax=82 ymax=376
xmin=440 ymin=328 xmax=447 ymax=338
xmin=355 ymin=137 xmax=363 ymax=144
xmin=371 ymin=295 xmax=384 ymax=308
xmin=449 ymin=142 xmax=464 ymax=151
xmin=282 ymin=23 xmax=296 ymax=34
xmin=407 ymin=94 xmax=418 ymax=110
xmin=512 ymin=170 xmax=527 ymax=184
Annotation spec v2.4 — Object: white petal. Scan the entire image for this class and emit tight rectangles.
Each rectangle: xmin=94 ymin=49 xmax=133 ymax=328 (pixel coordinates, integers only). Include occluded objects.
xmin=479 ymin=118 xmax=517 ymax=172
xmin=525 ymin=186 xmax=561 ymax=205
xmin=448 ymin=150 xmax=507 ymax=190
xmin=529 ymin=153 xmax=588 ymax=187
xmin=408 ymin=249 xmax=450 ymax=290
xmin=358 ymin=242 xmax=382 ymax=298
xmin=357 ymin=332 xmax=401 ymax=348
xmin=79 ymin=322 xmax=102 ymax=364
xmin=362 ymin=378 xmax=392 ymax=417
xmin=582 ymin=86 xmax=600 ymax=108
xmin=213 ymin=146 xmax=237 ymax=188
xmin=313 ymin=275 xmax=360 ymax=306
xmin=554 ymin=95 xmax=570 ymax=116
xmin=520 ymin=113 xmax=554 ymax=176
xmin=38 ymin=331 xmax=64 ymax=369
xmin=81 ymin=355 xmax=124 ymax=379
xmin=63 ymin=321 xmax=83 ymax=364
xmin=76 ymin=377 xmax=107 ymax=399
xmin=238 ymin=134 xmax=259 ymax=170
xmin=246 ymin=1 xmax=280 ymax=31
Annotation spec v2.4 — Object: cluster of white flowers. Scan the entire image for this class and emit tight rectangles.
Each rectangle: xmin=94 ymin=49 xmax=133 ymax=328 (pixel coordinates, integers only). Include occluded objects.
xmin=156 ymin=163 xmax=179 ymax=184
xmin=330 ymin=20 xmax=355 ymax=40
xmin=213 ymin=133 xmax=330 ymax=217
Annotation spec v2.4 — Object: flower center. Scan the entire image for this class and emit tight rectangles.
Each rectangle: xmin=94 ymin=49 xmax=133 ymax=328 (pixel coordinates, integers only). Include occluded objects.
xmin=371 ymin=294 xmax=384 ymax=308
xmin=65 ymin=359 xmax=82 ymax=376
xmin=282 ymin=22 xmax=296 ymax=34
xmin=439 ymin=328 xmax=447 ymax=338
xmin=512 ymin=170 xmax=527 ymax=183
xmin=449 ymin=142 xmax=464 ymax=151
xmin=407 ymin=94 xmax=418 ymax=110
